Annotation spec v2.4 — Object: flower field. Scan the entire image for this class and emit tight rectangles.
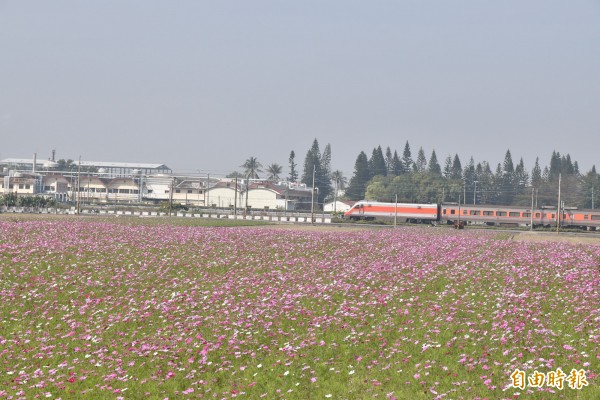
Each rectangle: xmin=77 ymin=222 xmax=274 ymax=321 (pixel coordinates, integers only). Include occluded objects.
xmin=0 ymin=218 xmax=598 ymax=399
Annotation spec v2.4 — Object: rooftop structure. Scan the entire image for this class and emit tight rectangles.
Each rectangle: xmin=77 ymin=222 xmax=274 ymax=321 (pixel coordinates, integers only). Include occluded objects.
xmin=0 ymin=158 xmax=171 ymax=177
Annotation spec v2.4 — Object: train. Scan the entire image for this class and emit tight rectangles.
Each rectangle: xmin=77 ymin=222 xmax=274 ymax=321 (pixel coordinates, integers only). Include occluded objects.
xmin=343 ymin=200 xmax=600 ymax=230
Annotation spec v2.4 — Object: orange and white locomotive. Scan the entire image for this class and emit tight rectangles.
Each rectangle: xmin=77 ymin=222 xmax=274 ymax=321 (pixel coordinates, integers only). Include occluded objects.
xmin=344 ymin=200 xmax=600 ymax=230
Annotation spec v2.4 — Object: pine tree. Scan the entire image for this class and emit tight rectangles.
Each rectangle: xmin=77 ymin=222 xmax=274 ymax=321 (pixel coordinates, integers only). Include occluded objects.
xmin=503 ymin=150 xmax=515 ymax=175
xmin=549 ymin=151 xmax=561 ymax=181
xmin=288 ymin=151 xmax=298 ymax=182
xmin=463 ymin=157 xmax=476 ymax=203
xmin=346 ymin=151 xmax=371 ymax=200
xmin=385 ymin=147 xmax=394 ymax=176
xmin=300 ymin=139 xmax=332 ymax=204
xmin=415 ymin=147 xmax=427 ymax=172
xmin=451 ymin=154 xmax=462 ymax=180
xmin=392 ymin=150 xmax=404 ymax=176
xmin=428 ymin=150 xmax=441 ymax=175
xmin=402 ymin=141 xmax=413 ymax=172
xmin=501 ymin=150 xmax=516 ymax=204
xmin=369 ymin=146 xmax=387 ymax=177
xmin=321 ymin=144 xmax=332 ymax=176
xmin=531 ymin=157 xmax=542 ymax=187
xmin=443 ymin=155 xmax=453 ymax=179
xmin=562 ymin=154 xmax=574 ymax=175
xmin=318 ymin=144 xmax=333 ymax=202
xmin=301 ymin=140 xmax=321 ymax=187
xmin=515 ymin=158 xmax=528 ymax=187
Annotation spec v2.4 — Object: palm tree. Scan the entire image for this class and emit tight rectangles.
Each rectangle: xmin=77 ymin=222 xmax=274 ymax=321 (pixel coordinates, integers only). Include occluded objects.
xmin=331 ymin=170 xmax=348 ymax=191
xmin=241 ymin=157 xmax=263 ymax=179
xmin=266 ymin=163 xmax=283 ymax=182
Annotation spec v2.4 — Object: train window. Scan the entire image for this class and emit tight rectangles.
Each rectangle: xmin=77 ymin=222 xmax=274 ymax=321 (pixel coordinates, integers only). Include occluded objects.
xmin=443 ymin=209 xmax=446 ymax=214
xmin=535 ymin=213 xmax=541 ymax=218
xmin=523 ymin=213 xmax=531 ymax=218
xmin=584 ymin=215 xmax=589 ymax=220
xmin=483 ymin=211 xmax=494 ymax=216
xmin=450 ymin=209 xmax=455 ymax=215
xmin=551 ymin=214 xmax=555 ymax=219
xmin=497 ymin=211 xmax=507 ymax=216
xmin=591 ymin=215 xmax=600 ymax=221
xmin=469 ymin=210 xmax=481 ymax=215
xmin=509 ymin=212 xmax=520 ymax=217
xmin=463 ymin=210 xmax=467 ymax=215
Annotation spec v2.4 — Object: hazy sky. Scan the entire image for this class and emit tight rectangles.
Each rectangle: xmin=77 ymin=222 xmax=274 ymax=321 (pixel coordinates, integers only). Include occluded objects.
xmin=1 ymin=1 xmax=599 ymax=177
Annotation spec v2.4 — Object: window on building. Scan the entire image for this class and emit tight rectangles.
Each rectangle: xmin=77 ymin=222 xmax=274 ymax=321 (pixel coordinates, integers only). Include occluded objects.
xmin=187 ymin=189 xmax=192 ymax=194
xmin=175 ymin=189 xmax=181 ymax=193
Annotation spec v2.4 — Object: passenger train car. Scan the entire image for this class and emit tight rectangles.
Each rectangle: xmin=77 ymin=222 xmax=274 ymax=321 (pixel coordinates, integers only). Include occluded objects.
xmin=344 ymin=200 xmax=600 ymax=230
xmin=344 ymin=201 xmax=441 ymax=223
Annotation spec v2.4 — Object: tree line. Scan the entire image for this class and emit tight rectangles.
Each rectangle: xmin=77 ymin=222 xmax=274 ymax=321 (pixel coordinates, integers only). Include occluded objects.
xmin=233 ymin=139 xmax=598 ymax=210
xmin=0 ymin=193 xmax=56 ymax=208
xmin=346 ymin=142 xmax=599 ymax=209
xmin=233 ymin=139 xmax=345 ymax=206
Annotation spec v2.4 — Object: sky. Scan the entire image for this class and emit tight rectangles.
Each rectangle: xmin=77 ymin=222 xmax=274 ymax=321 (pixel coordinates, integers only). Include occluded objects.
xmin=1 ymin=0 xmax=599 ymax=178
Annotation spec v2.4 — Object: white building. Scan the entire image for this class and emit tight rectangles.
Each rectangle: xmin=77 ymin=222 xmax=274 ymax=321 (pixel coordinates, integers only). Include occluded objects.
xmin=324 ymin=200 xmax=356 ymax=213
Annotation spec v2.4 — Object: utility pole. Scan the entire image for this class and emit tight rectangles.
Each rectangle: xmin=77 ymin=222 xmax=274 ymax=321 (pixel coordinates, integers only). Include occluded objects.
xmin=310 ymin=165 xmax=315 ymax=223
xmin=168 ymin=177 xmax=174 ymax=217
xmin=284 ymin=185 xmax=288 ymax=218
xmin=458 ymin=194 xmax=461 ymax=227
xmin=244 ymin=178 xmax=249 ymax=217
xmin=234 ymin=177 xmax=238 ymax=218
xmin=333 ymin=178 xmax=338 ymax=214
xmin=394 ymin=193 xmax=398 ymax=228
xmin=556 ymin=173 xmax=561 ymax=234
xmin=530 ymin=187 xmax=534 ymax=231
xmin=76 ymin=156 xmax=81 ymax=215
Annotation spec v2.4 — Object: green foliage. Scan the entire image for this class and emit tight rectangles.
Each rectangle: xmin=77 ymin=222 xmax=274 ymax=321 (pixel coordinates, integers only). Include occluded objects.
xmin=365 ymin=173 xmax=445 ymax=203
xmin=241 ymin=157 xmax=263 ymax=179
xmin=368 ymin=146 xmax=387 ymax=177
xmin=346 ymin=151 xmax=370 ymax=200
xmin=158 ymin=201 xmax=188 ymax=212
xmin=301 ymin=139 xmax=333 ymax=204
xmin=0 ymin=194 xmax=55 ymax=208
xmin=288 ymin=150 xmax=298 ymax=182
